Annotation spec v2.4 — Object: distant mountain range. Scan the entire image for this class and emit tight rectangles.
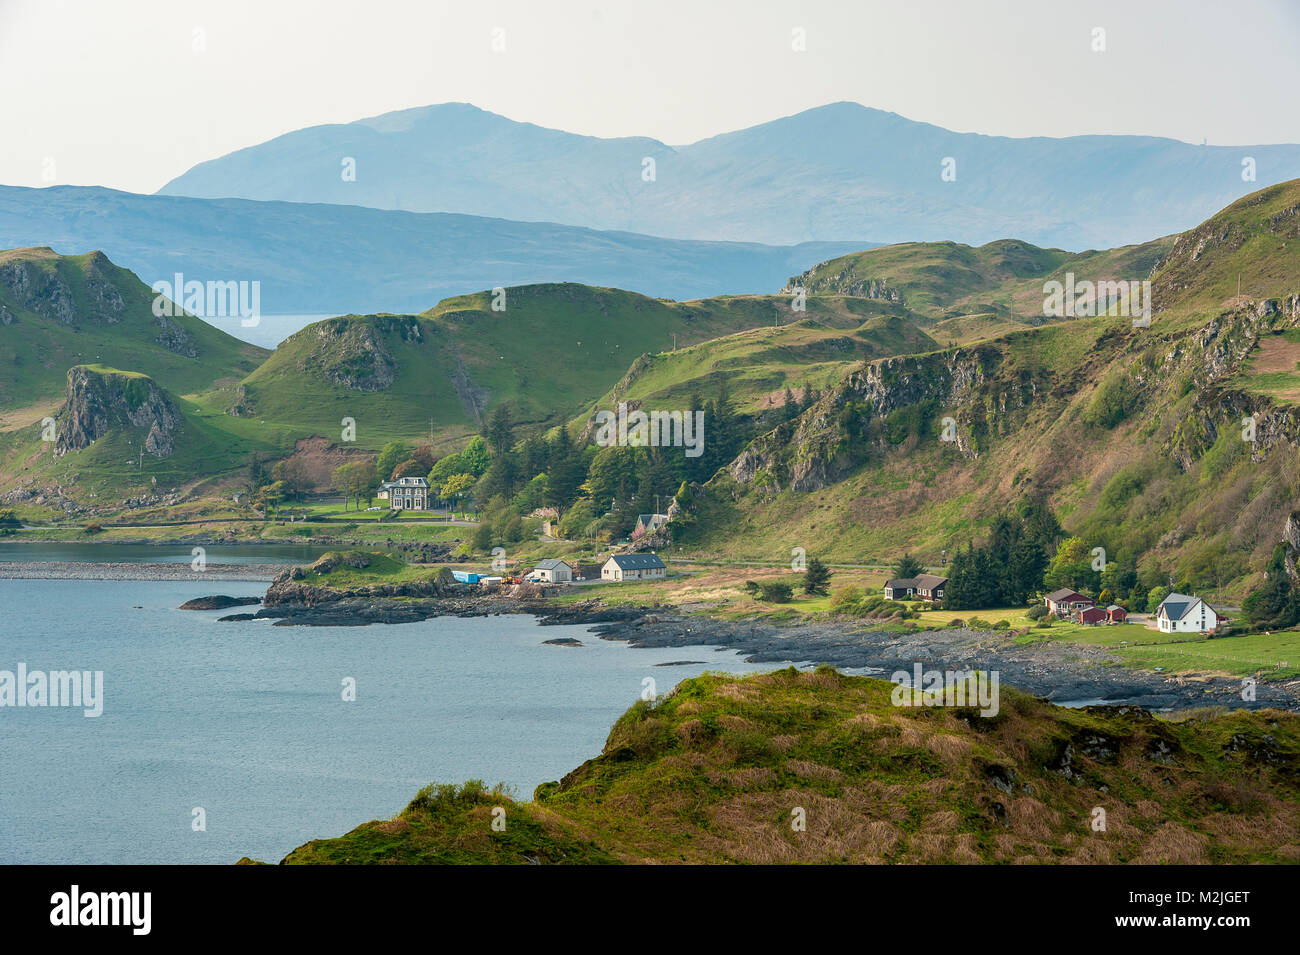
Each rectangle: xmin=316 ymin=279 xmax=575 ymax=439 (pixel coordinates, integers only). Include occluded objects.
xmin=0 ymin=185 xmax=868 ymax=317
xmin=159 ymin=101 xmax=1300 ymax=250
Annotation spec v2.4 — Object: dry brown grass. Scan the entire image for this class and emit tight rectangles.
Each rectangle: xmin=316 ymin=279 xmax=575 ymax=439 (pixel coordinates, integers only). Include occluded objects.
xmin=707 ymin=766 xmax=777 ymax=790
xmin=785 ymin=759 xmax=843 ymax=781
xmin=924 ymin=732 xmax=974 ymax=765
xmin=1135 ymin=823 xmax=1210 ymax=864
xmin=1250 ymin=334 xmax=1300 ymax=374
xmin=706 ymin=789 xmax=903 ymax=863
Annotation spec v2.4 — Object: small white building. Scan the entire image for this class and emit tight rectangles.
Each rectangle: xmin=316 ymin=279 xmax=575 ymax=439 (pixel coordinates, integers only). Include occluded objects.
xmin=601 ymin=553 xmax=666 ymax=581
xmin=531 ymin=558 xmax=574 ymax=583
xmin=1156 ymin=593 xmax=1219 ymax=634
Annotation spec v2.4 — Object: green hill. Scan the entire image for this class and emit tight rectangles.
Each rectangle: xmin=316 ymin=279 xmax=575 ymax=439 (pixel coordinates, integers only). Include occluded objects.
xmin=669 ymin=181 xmax=1300 ymax=603
xmin=0 ymin=363 xmax=270 ymax=508
xmin=1151 ymin=179 xmax=1300 ymax=322
xmin=582 ymin=307 xmax=938 ymax=418
xmin=270 ymin=668 xmax=1300 ymax=864
xmin=219 ymin=284 xmax=900 ymax=451
xmin=787 ymin=236 xmax=1174 ymax=340
xmin=0 ymin=247 xmax=267 ymax=430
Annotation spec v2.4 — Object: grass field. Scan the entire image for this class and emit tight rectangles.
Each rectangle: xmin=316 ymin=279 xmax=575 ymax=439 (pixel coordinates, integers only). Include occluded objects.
xmin=1111 ymin=631 xmax=1300 ymax=680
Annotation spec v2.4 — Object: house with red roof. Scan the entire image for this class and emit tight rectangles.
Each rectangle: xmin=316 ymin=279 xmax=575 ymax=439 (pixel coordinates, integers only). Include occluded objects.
xmin=1076 ymin=606 xmax=1108 ymax=626
xmin=1045 ymin=588 xmax=1095 ymax=617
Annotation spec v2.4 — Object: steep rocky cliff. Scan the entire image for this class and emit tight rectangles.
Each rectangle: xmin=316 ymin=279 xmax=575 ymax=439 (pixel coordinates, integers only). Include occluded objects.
xmin=55 ymin=365 xmax=184 ymax=458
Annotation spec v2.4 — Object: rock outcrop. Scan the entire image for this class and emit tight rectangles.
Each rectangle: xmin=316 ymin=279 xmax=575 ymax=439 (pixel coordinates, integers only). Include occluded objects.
xmin=302 ymin=316 xmax=423 ymax=392
xmin=728 ymin=345 xmax=1003 ymax=494
xmin=55 ymin=365 xmax=184 ymax=458
xmin=0 ymin=255 xmax=76 ymax=324
xmin=0 ymin=249 xmax=127 ymax=326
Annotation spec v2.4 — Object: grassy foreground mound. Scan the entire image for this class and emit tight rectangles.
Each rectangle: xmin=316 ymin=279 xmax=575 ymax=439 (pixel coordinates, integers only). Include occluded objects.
xmin=272 ymin=668 xmax=1300 ymax=864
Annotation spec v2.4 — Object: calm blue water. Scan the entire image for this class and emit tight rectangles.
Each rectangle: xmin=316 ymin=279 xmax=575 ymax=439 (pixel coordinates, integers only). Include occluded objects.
xmin=0 ymin=578 xmax=775 ymax=864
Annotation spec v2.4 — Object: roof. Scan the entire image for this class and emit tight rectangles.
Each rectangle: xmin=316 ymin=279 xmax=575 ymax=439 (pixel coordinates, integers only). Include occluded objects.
xmin=1157 ymin=593 xmax=1203 ymax=621
xmin=1045 ymin=588 xmax=1088 ymax=602
xmin=1078 ymin=606 xmax=1107 ymax=616
xmin=885 ymin=574 xmax=948 ymax=590
xmin=381 ymin=477 xmax=429 ymax=488
xmin=534 ymin=558 xmax=572 ymax=571
xmin=1106 ymin=604 xmax=1125 ymax=612
xmin=606 ymin=553 xmax=666 ymax=570
xmin=637 ymin=513 xmax=669 ymax=523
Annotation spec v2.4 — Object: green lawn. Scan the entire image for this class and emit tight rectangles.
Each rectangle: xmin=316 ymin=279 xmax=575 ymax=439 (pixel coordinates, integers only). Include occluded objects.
xmin=1111 ymin=630 xmax=1300 ymax=679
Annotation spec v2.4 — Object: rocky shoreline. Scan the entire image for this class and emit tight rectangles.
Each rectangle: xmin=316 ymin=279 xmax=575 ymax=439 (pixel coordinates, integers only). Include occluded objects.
xmin=581 ymin=610 xmax=1300 ymax=713
xmin=231 ymin=574 xmax=1300 ymax=713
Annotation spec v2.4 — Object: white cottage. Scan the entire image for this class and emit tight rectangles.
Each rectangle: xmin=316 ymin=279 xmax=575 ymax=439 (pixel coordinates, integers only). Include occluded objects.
xmin=531 ymin=558 xmax=574 ymax=583
xmin=1156 ymin=593 xmax=1219 ymax=634
xmin=601 ymin=553 xmax=666 ymax=581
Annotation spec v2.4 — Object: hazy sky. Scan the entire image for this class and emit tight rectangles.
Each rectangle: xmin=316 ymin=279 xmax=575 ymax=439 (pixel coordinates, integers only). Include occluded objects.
xmin=4 ymin=0 xmax=1299 ymax=194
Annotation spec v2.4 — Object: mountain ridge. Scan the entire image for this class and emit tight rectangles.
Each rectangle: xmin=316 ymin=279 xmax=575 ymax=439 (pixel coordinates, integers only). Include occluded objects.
xmin=159 ymin=100 xmax=1300 ymax=249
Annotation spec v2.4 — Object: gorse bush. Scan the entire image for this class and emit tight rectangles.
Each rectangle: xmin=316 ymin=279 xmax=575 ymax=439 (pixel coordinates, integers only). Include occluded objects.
xmin=405 ymin=779 xmax=507 ymax=814
xmin=1082 ymin=370 xmax=1137 ymax=429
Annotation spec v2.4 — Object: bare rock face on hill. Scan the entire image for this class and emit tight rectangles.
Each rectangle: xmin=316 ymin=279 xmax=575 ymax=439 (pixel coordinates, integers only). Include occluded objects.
xmin=0 ymin=249 xmax=128 ymax=327
xmin=55 ymin=366 xmax=183 ymax=458
xmin=0 ymin=256 xmax=76 ymax=324
xmin=304 ymin=316 xmax=423 ymax=392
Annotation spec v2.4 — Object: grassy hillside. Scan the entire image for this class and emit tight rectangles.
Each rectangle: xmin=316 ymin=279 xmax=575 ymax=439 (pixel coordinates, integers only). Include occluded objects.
xmin=217 ymin=284 xmax=913 ymax=452
xmin=273 ymin=668 xmax=1300 ymax=864
xmin=1150 ymin=179 xmax=1300 ymax=325
xmin=0 ymin=363 xmax=272 ymax=511
xmin=583 ymin=307 xmax=938 ymax=417
xmin=787 ymin=236 xmax=1174 ymax=341
xmin=0 ymin=247 xmax=267 ymax=430
xmin=671 ymin=182 xmax=1300 ymax=603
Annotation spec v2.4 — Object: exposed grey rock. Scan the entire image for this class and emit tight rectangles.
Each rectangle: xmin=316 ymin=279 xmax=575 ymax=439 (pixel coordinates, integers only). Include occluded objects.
xmin=55 ymin=366 xmax=183 ymax=458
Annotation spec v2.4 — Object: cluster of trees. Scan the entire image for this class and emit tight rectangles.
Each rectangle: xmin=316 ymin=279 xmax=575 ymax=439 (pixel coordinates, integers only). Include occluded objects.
xmin=375 ymin=434 xmax=491 ymax=508
xmin=247 ymin=452 xmax=315 ymax=517
xmin=1242 ymin=544 xmax=1300 ymax=630
xmin=331 ymin=458 xmax=379 ymax=511
xmin=466 ymin=381 xmax=791 ymax=552
xmin=940 ymin=501 xmax=1060 ymax=610
xmin=237 ymin=378 xmax=818 ymax=548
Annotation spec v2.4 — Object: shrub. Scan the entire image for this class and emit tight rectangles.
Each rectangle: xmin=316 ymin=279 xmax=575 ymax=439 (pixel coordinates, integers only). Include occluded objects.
xmin=1082 ymin=370 xmax=1136 ymax=429
xmin=405 ymin=779 xmax=499 ymax=814
xmin=830 ymin=585 xmax=864 ymax=609
xmin=1026 ymin=604 xmax=1048 ymax=620
xmin=83 ymin=522 xmax=103 ymax=535
xmin=533 ymin=781 xmax=560 ymax=801
xmin=993 ymin=619 xmax=1010 ymax=630
xmin=757 ymin=580 xmax=794 ymax=603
